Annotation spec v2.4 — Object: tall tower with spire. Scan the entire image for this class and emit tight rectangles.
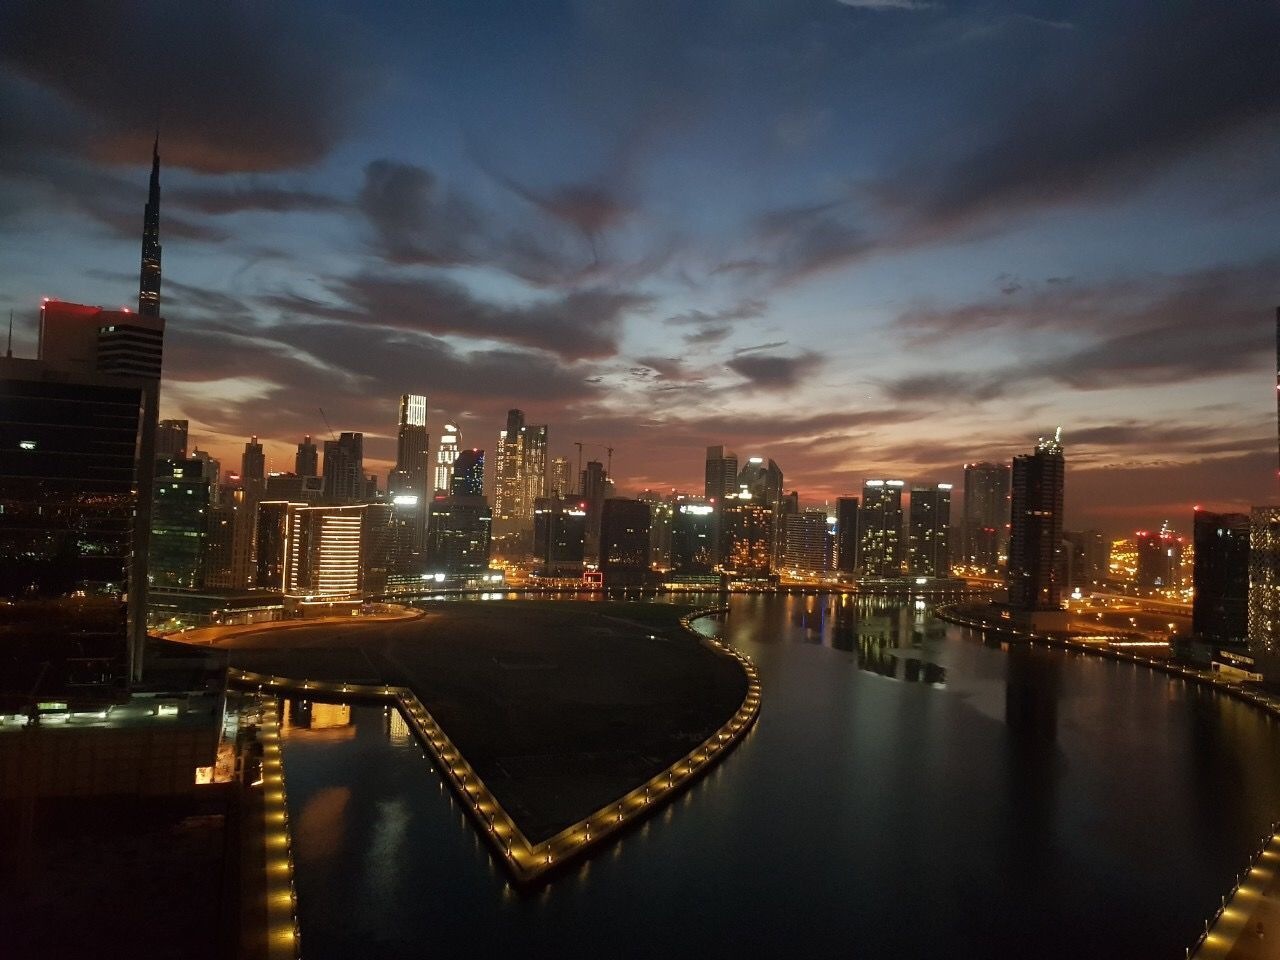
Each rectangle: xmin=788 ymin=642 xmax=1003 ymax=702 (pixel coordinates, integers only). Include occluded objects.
xmin=138 ymin=134 xmax=162 ymax=317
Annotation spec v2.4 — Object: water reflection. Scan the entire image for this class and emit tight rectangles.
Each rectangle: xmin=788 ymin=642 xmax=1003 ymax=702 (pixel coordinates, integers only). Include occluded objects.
xmin=279 ymin=595 xmax=1280 ymax=960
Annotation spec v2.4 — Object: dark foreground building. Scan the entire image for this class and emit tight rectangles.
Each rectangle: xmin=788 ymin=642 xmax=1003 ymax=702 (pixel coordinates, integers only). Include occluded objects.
xmin=1007 ymin=430 xmax=1065 ymax=612
xmin=1193 ymin=510 xmax=1250 ymax=646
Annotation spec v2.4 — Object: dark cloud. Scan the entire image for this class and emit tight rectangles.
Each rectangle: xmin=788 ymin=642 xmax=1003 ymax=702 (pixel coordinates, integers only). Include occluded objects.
xmin=664 ymin=299 xmax=767 ymax=326
xmin=0 ymin=1 xmax=371 ymax=173
xmin=879 ymin=372 xmax=1007 ymax=404
xmin=683 ymin=324 xmax=732 ymax=346
xmin=170 ymin=186 xmax=346 ymax=216
xmin=876 ymin=3 xmax=1280 ymax=232
xmin=266 ymin=272 xmax=650 ymax=361
xmin=356 ymin=160 xmax=485 ymax=267
xmin=726 ymin=351 xmax=822 ymax=389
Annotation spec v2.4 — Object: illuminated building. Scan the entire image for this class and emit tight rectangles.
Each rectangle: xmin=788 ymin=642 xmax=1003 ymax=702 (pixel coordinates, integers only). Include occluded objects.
xmin=860 ymin=480 xmax=905 ymax=577
xmin=1007 ymin=429 xmax=1065 ymax=611
xmin=638 ymin=490 xmax=674 ymax=567
xmin=434 ymin=422 xmax=461 ymax=494
xmin=149 ymin=458 xmax=210 ymax=591
xmin=719 ymin=493 xmax=773 ymax=578
xmin=671 ymin=502 xmax=716 ymax=574
xmin=265 ymin=471 xmax=323 ymax=503
xmin=322 ymin=431 xmax=364 ymax=504
xmin=961 ymin=461 xmax=1010 ymax=570
xmin=737 ymin=457 xmax=784 ymax=509
xmin=1134 ymin=524 xmax=1184 ymax=592
xmin=533 ymin=498 xmax=588 ymax=577
xmin=550 ymin=456 xmax=572 ymax=498
xmin=600 ymin=498 xmax=651 ymax=585
xmin=269 ymin=503 xmax=393 ymax=612
xmin=1248 ymin=507 xmax=1280 ymax=663
xmin=156 ymin=418 xmax=188 ymax=460
xmin=908 ymin=484 xmax=952 ymax=577
xmin=295 ymin=435 xmax=318 ymax=477
xmin=1193 ymin=510 xmax=1249 ymax=645
xmin=0 ymin=360 xmax=152 ymax=699
xmin=390 ymin=393 xmax=429 ymax=500
xmin=138 ymin=134 xmax=162 ymax=317
xmin=704 ymin=445 xmax=739 ymax=501
xmin=834 ymin=496 xmax=859 ymax=576
xmin=780 ymin=510 xmax=829 ymax=574
xmin=493 ymin=409 xmax=548 ymax=539
xmin=425 ymin=494 xmax=493 ymax=576
xmin=255 ymin=501 xmax=295 ymax=590
xmin=451 ymin=448 xmax=484 ymax=495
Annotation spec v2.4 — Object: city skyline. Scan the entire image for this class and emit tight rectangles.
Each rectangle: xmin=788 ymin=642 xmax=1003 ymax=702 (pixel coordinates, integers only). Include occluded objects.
xmin=2 ymin=2 xmax=1279 ymax=535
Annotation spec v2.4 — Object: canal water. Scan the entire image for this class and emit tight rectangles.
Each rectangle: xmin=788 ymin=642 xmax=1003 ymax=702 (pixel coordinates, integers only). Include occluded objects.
xmin=279 ymin=594 xmax=1280 ymax=958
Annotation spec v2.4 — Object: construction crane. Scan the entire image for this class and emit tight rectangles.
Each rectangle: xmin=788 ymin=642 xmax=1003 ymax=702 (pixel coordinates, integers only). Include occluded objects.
xmin=318 ymin=407 xmax=337 ymax=441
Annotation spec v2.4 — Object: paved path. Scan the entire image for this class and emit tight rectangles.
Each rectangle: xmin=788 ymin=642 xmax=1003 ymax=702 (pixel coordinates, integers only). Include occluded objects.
xmin=1193 ymin=830 xmax=1280 ymax=960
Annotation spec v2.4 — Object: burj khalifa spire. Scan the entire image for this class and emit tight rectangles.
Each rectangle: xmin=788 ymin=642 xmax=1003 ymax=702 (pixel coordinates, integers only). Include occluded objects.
xmin=138 ymin=133 xmax=162 ymax=317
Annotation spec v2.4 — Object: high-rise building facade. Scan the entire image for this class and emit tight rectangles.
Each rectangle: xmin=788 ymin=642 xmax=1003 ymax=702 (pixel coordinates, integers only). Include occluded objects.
xmin=1061 ymin=530 xmax=1109 ymax=588
xmin=392 ymin=394 xmax=430 ymax=498
xmin=719 ymin=494 xmax=773 ymax=578
xmin=255 ymin=503 xmax=392 ymax=611
xmin=533 ymin=498 xmax=588 ymax=578
xmin=295 ymin=435 xmax=318 ymax=477
xmin=242 ymin=436 xmax=265 ymax=495
xmin=434 ymin=422 xmax=461 ymax=494
xmin=149 ymin=458 xmax=210 ymax=591
xmin=600 ymin=499 xmax=651 ymax=583
xmin=156 ymin=418 xmax=188 ymax=460
xmin=579 ymin=459 xmax=609 ymax=560
xmin=780 ymin=510 xmax=829 ymax=574
xmin=492 ymin=409 xmax=547 ymax=537
xmin=425 ymin=495 xmax=493 ymax=576
xmin=835 ymin=496 xmax=860 ymax=575
xmin=322 ymin=432 xmax=364 ymax=504
xmin=1134 ymin=526 xmax=1184 ymax=592
xmin=1248 ymin=507 xmax=1280 ymax=663
xmin=550 ymin=456 xmax=572 ymax=498
xmin=962 ymin=461 xmax=1010 ymax=570
xmin=1007 ymin=431 xmax=1065 ymax=611
xmin=908 ymin=484 xmax=952 ymax=577
xmin=0 ymin=363 xmax=151 ymax=698
xmin=1193 ymin=510 xmax=1249 ymax=645
xmin=451 ymin=449 xmax=484 ymax=496
xmin=671 ymin=503 xmax=716 ymax=574
xmin=704 ymin=445 xmax=739 ymax=502
xmin=860 ymin=480 xmax=905 ymax=577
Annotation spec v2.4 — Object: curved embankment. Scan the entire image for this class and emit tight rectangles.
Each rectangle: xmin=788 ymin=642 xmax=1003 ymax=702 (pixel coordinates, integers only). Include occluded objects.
xmin=938 ymin=604 xmax=1280 ymax=958
xmin=229 ymin=607 xmax=759 ymax=885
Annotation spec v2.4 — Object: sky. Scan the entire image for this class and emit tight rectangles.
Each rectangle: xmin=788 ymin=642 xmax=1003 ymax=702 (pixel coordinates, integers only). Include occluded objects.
xmin=2 ymin=0 xmax=1278 ymax=537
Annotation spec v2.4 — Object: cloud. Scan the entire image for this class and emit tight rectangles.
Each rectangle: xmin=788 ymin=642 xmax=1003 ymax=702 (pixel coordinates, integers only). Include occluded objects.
xmin=726 ymin=351 xmax=822 ymax=389
xmin=874 ymin=3 xmax=1280 ymax=232
xmin=0 ymin=1 xmax=371 ymax=173
xmin=683 ymin=324 xmax=732 ymax=346
xmin=266 ymin=272 xmax=650 ymax=361
xmin=836 ymin=0 xmax=936 ymax=9
xmin=170 ymin=186 xmax=346 ymax=216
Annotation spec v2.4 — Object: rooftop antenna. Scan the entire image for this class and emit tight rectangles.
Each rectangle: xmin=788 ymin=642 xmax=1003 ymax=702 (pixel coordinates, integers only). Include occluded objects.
xmin=606 ymin=445 xmax=614 ymax=479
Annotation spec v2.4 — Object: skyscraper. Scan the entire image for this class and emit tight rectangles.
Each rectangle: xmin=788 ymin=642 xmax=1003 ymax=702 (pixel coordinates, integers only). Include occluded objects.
xmin=599 ymin=498 xmax=652 ymax=585
xmin=241 ymin=436 xmax=265 ymax=496
xmin=155 ymin=419 xmax=188 ymax=460
xmin=1134 ymin=525 xmax=1184 ymax=592
xmin=451 ymin=449 xmax=484 ymax=496
xmin=580 ymin=459 xmax=608 ymax=559
xmin=550 ymin=456 xmax=571 ymax=498
xmin=1193 ymin=509 xmax=1249 ymax=646
xmin=425 ymin=495 xmax=493 ymax=576
xmin=434 ymin=422 xmax=461 ymax=494
xmin=671 ymin=503 xmax=716 ymax=574
xmin=295 ymin=435 xmax=318 ymax=477
xmin=704 ymin=445 xmax=739 ymax=502
xmin=736 ymin=457 xmax=784 ymax=509
xmin=392 ymin=394 xmax=429 ymax=497
xmin=533 ymin=498 xmax=588 ymax=578
xmin=719 ymin=493 xmax=773 ymax=578
xmin=492 ymin=409 xmax=545 ymax=538
xmin=962 ymin=461 xmax=1011 ymax=570
xmin=138 ymin=134 xmax=162 ymax=317
xmin=780 ymin=510 xmax=829 ymax=574
xmin=834 ymin=496 xmax=860 ymax=576
xmin=1007 ymin=430 xmax=1065 ymax=612
xmin=322 ymin=432 xmax=364 ymax=504
xmin=908 ymin=484 xmax=952 ymax=577
xmin=860 ymin=480 xmax=905 ymax=577
xmin=1249 ymin=508 xmax=1280 ymax=663
xmin=149 ymin=458 xmax=210 ymax=592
